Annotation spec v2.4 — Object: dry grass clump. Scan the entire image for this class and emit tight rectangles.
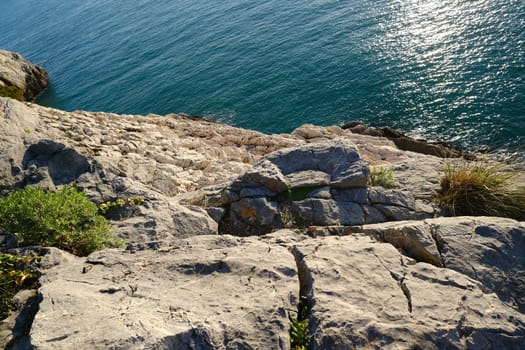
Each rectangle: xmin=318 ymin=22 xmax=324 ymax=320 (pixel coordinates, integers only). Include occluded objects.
xmin=435 ymin=162 xmax=525 ymax=220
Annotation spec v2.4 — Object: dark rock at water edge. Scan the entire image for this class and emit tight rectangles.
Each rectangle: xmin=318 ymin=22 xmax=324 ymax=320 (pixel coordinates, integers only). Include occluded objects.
xmin=0 ymin=50 xmax=48 ymax=101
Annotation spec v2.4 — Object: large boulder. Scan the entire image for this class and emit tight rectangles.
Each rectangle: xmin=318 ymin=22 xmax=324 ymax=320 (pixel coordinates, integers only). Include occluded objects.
xmin=217 ymin=139 xmax=435 ymax=235
xmin=0 ymin=50 xmax=48 ymax=101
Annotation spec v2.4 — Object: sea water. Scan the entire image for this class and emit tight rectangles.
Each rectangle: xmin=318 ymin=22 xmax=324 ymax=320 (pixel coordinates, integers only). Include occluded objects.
xmin=1 ymin=0 xmax=523 ymax=159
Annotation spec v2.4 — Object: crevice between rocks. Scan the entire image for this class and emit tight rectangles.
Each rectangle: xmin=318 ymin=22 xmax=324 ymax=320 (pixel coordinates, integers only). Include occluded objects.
xmin=289 ymin=246 xmax=315 ymax=349
xmin=428 ymin=224 xmax=447 ymax=268
xmin=5 ymin=290 xmax=42 ymax=350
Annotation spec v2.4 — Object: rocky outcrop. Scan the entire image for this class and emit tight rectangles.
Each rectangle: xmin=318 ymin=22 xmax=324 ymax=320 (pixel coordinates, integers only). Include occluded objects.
xmin=294 ymin=234 xmax=525 ymax=349
xmin=342 ymin=121 xmax=473 ymax=159
xmin=1 ymin=94 xmax=525 ymax=348
xmin=6 ymin=218 xmax=524 ymax=349
xmin=0 ymin=50 xmax=48 ymax=101
xmin=27 ymin=236 xmax=299 ymax=349
xmin=202 ymin=139 xmax=436 ymax=235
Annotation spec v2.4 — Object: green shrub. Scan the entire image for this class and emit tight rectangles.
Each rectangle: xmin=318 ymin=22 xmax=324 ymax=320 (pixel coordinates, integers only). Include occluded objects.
xmin=0 ymin=186 xmax=123 ymax=256
xmin=0 ymin=85 xmax=24 ymax=101
xmin=369 ymin=166 xmax=398 ymax=188
xmin=434 ymin=162 xmax=525 ymax=220
xmin=0 ymin=254 xmax=40 ymax=319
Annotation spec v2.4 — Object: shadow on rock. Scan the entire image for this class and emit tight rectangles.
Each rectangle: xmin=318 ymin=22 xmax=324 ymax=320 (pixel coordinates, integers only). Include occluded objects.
xmin=21 ymin=140 xmax=90 ymax=186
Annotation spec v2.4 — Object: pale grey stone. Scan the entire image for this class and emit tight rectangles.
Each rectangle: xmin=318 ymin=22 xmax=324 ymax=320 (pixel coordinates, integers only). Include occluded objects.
xmin=429 ymin=216 xmax=525 ymax=313
xmin=235 ymin=160 xmax=289 ymax=193
xmin=291 ymin=199 xmax=364 ymax=226
xmin=30 ymin=236 xmax=298 ymax=350
xmin=329 ymin=159 xmax=370 ymax=188
xmin=285 ymin=170 xmax=330 ymax=188
xmin=264 ymin=138 xmax=360 ymax=175
xmin=368 ymin=187 xmax=415 ymax=208
xmin=292 ymin=235 xmax=525 ymax=350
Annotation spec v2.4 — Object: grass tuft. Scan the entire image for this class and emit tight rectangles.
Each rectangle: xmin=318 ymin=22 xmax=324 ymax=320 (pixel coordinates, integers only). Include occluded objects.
xmin=369 ymin=166 xmax=398 ymax=188
xmin=434 ymin=162 xmax=525 ymax=220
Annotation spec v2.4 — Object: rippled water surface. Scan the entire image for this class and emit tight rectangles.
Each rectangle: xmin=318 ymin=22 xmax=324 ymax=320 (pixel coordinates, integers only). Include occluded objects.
xmin=1 ymin=0 xmax=523 ymax=158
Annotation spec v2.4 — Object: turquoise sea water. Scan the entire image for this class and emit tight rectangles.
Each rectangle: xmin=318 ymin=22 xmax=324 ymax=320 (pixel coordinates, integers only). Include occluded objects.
xmin=1 ymin=0 xmax=523 ymax=159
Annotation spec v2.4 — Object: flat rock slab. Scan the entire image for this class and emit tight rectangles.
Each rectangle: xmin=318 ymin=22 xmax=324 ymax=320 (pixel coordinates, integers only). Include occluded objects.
xmin=360 ymin=217 xmax=525 ymax=313
xmin=30 ymin=235 xmax=299 ymax=350
xmin=293 ymin=235 xmax=525 ymax=349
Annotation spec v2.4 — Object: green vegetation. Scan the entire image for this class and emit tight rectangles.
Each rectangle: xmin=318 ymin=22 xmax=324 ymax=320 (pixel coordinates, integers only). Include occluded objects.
xmin=435 ymin=162 xmax=525 ymax=220
xmin=0 ymin=254 xmax=40 ymax=319
xmin=290 ymin=317 xmax=309 ymax=350
xmin=290 ymin=299 xmax=309 ymax=350
xmin=285 ymin=186 xmax=324 ymax=202
xmin=0 ymin=85 xmax=24 ymax=101
xmin=97 ymin=197 xmax=144 ymax=216
xmin=369 ymin=166 xmax=398 ymax=188
xmin=0 ymin=186 xmax=123 ymax=256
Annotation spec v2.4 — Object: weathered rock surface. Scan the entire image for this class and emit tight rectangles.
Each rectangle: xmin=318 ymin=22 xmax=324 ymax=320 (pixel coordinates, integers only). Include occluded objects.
xmin=29 ymin=235 xmax=298 ymax=350
xmin=11 ymin=217 xmax=525 ymax=349
xmin=217 ymin=139 xmax=435 ymax=235
xmin=342 ymin=121 xmax=472 ymax=159
xmin=294 ymin=234 xmax=525 ymax=349
xmin=0 ymin=50 xmax=48 ymax=101
xmin=359 ymin=217 xmax=525 ymax=314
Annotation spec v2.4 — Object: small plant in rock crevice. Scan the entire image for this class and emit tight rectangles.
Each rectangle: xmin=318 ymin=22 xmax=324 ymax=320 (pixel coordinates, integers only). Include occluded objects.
xmin=434 ymin=162 xmax=525 ymax=220
xmin=290 ymin=297 xmax=310 ymax=350
xmin=97 ymin=197 xmax=144 ymax=216
xmin=0 ymin=186 xmax=123 ymax=256
xmin=0 ymin=254 xmax=40 ymax=320
xmin=369 ymin=166 xmax=398 ymax=188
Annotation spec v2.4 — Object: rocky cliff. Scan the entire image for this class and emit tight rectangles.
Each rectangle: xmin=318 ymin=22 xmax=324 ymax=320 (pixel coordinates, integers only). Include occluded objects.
xmin=0 ymin=51 xmax=48 ymax=101
xmin=0 ymin=66 xmax=524 ymax=348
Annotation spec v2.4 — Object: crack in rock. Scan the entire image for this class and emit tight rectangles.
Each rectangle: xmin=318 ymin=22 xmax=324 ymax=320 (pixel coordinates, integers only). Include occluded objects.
xmin=429 ymin=223 xmax=447 ymax=268
xmin=373 ymin=251 xmax=413 ymax=314
xmin=289 ymin=246 xmax=315 ymax=347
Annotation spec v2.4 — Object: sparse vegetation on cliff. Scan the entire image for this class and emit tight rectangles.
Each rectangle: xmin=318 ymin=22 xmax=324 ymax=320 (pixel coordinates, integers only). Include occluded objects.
xmin=0 ymin=186 xmax=123 ymax=256
xmin=0 ymin=254 xmax=40 ymax=319
xmin=0 ymin=85 xmax=24 ymax=101
xmin=435 ymin=163 xmax=525 ymax=220
xmin=369 ymin=166 xmax=398 ymax=188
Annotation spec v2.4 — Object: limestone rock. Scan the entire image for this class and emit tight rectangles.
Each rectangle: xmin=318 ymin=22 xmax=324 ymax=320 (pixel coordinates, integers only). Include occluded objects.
xmin=431 ymin=216 xmax=525 ymax=313
xmin=0 ymin=50 xmax=48 ymax=101
xmin=264 ymin=138 xmax=361 ymax=175
xmin=358 ymin=217 xmax=525 ymax=313
xmin=29 ymin=235 xmax=298 ymax=350
xmin=343 ymin=121 xmax=469 ymax=158
xmin=293 ymin=235 xmax=525 ymax=349
xmin=219 ymin=139 xmax=434 ymax=234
